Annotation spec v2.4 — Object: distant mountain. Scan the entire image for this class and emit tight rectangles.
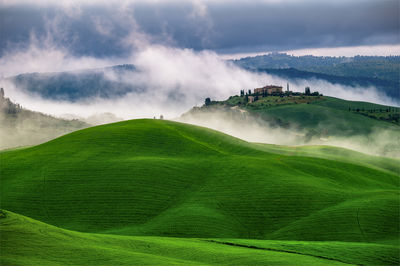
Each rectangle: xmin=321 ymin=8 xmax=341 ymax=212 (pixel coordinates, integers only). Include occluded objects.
xmin=8 ymin=64 xmax=140 ymax=101
xmin=254 ymin=67 xmax=400 ymax=100
xmin=234 ymin=53 xmax=400 ymax=82
xmin=0 ymin=88 xmax=89 ymax=149
xmin=5 ymin=56 xmax=400 ymax=104
xmin=233 ymin=53 xmax=400 ymax=100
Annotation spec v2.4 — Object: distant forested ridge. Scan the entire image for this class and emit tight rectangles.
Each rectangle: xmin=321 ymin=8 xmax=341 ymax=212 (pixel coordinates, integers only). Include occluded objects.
xmin=8 ymin=64 xmax=141 ymax=101
xmin=233 ymin=54 xmax=400 ymax=100
xmin=0 ymin=88 xmax=88 ymax=149
xmin=6 ymin=55 xmax=400 ymax=102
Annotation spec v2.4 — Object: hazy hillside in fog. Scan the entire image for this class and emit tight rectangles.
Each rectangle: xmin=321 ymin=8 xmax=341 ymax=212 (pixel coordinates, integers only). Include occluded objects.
xmin=0 ymin=89 xmax=89 ymax=149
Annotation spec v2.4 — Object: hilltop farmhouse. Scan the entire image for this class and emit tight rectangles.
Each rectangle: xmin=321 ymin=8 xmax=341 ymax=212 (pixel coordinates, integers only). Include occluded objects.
xmin=254 ymin=85 xmax=283 ymax=95
xmin=235 ymin=84 xmax=320 ymax=103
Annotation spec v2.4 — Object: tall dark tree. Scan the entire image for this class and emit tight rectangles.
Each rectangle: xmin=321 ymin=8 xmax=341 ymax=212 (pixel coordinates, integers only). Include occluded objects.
xmin=205 ymin=97 xmax=211 ymax=106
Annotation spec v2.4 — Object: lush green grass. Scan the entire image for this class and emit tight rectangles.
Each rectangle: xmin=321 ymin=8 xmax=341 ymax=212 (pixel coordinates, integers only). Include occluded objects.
xmin=248 ymin=97 xmax=399 ymax=134
xmin=210 ymin=95 xmax=400 ymax=131
xmin=2 ymin=210 xmax=398 ymax=265
xmin=193 ymin=96 xmax=400 ymax=139
xmin=313 ymin=97 xmax=400 ymax=123
xmin=250 ymin=143 xmax=400 ymax=176
xmin=188 ymin=96 xmax=400 ymax=157
xmin=1 ymin=119 xmax=398 ymax=241
xmin=210 ymin=239 xmax=399 ymax=265
xmin=0 ymin=119 xmax=399 ymax=264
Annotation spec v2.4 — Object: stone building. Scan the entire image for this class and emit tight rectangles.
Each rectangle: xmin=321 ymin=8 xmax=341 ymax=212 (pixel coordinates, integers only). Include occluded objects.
xmin=254 ymin=85 xmax=283 ymax=95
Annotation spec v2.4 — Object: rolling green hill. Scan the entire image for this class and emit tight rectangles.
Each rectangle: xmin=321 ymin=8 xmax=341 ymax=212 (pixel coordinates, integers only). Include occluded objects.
xmin=1 ymin=119 xmax=398 ymax=238
xmin=2 ymin=210 xmax=398 ymax=265
xmin=182 ymin=96 xmax=400 ymax=157
xmin=1 ymin=119 xmax=399 ymax=264
xmin=208 ymin=95 xmax=399 ymax=129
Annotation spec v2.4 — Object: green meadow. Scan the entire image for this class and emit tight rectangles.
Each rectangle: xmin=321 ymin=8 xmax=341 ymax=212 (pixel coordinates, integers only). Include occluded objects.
xmin=1 ymin=119 xmax=399 ymax=265
xmin=211 ymin=95 xmax=400 ymax=134
xmin=184 ymin=96 xmax=400 ymax=157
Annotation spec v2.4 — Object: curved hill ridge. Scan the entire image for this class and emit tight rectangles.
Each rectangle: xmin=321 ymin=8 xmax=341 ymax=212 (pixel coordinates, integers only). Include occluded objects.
xmin=1 ymin=210 xmax=398 ymax=265
xmin=0 ymin=119 xmax=399 ymax=243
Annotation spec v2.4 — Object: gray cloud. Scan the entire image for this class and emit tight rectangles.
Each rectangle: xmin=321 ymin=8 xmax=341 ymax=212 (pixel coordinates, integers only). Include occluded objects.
xmin=0 ymin=0 xmax=398 ymax=57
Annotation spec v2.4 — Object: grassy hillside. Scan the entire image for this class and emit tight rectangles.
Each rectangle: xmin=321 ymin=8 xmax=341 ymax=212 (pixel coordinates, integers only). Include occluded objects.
xmin=219 ymin=95 xmax=399 ymax=128
xmin=183 ymin=96 xmax=400 ymax=157
xmin=2 ymin=209 xmax=398 ymax=265
xmin=250 ymin=98 xmax=399 ymax=135
xmin=251 ymin=144 xmax=400 ymax=176
xmin=0 ymin=91 xmax=89 ymax=150
xmin=1 ymin=119 xmax=398 ymax=244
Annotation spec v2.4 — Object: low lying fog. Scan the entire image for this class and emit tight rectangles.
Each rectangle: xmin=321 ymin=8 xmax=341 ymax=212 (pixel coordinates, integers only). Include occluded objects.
xmin=0 ymin=10 xmax=398 ymax=156
xmin=177 ymin=109 xmax=400 ymax=158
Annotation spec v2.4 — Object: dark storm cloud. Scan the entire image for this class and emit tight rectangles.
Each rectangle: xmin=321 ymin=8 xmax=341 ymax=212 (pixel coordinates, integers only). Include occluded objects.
xmin=208 ymin=0 xmax=399 ymax=53
xmin=0 ymin=0 xmax=398 ymax=57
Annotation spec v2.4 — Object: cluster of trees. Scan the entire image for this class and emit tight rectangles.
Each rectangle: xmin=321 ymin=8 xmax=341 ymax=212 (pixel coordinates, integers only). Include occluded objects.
xmin=303 ymin=87 xmax=320 ymax=96
xmin=203 ymin=86 xmax=322 ymax=108
xmin=0 ymin=88 xmax=23 ymax=115
xmin=348 ymin=106 xmax=400 ymax=123
xmin=239 ymin=90 xmax=252 ymax=97
xmin=348 ymin=107 xmax=398 ymax=113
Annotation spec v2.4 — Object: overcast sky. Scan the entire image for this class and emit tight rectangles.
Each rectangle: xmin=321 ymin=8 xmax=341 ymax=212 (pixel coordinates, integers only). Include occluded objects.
xmin=1 ymin=0 xmax=399 ymax=58
xmin=0 ymin=0 xmax=399 ymax=122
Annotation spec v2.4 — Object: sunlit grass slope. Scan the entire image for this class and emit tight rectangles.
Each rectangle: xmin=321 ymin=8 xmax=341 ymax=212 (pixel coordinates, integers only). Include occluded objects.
xmin=251 ymin=143 xmax=400 ymax=176
xmin=1 ymin=210 xmax=398 ymax=265
xmin=209 ymin=95 xmax=400 ymax=137
xmin=251 ymin=97 xmax=398 ymax=135
xmin=1 ymin=119 xmax=399 ymax=243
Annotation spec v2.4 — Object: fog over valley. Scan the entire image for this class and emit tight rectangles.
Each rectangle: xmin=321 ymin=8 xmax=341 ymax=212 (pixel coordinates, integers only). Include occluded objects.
xmin=0 ymin=0 xmax=399 ymax=156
